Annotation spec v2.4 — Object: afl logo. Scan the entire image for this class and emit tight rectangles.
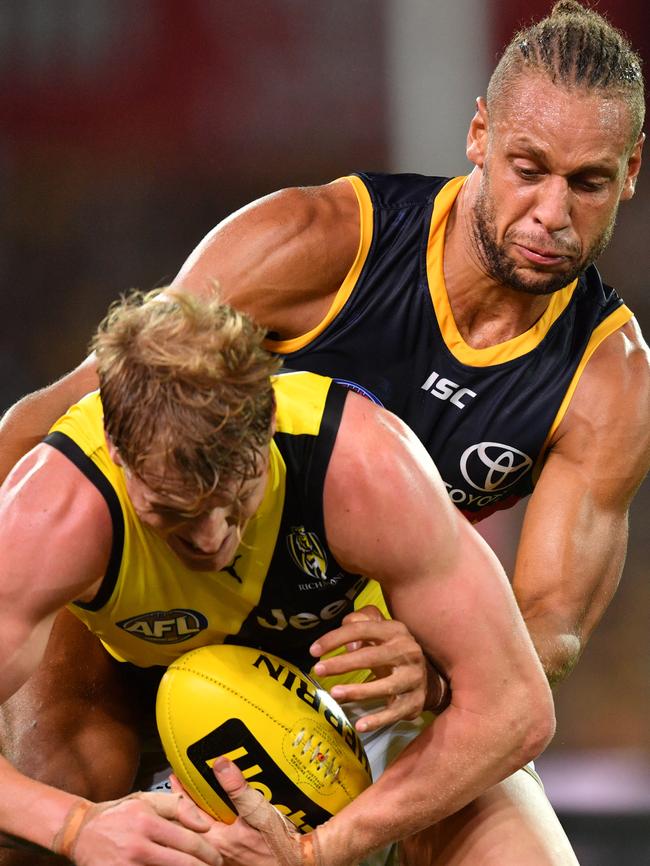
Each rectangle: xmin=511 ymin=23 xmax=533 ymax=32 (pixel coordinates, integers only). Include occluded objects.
xmin=460 ymin=442 xmax=533 ymax=492
xmin=287 ymin=526 xmax=328 ymax=581
xmin=117 ymin=609 xmax=208 ymax=643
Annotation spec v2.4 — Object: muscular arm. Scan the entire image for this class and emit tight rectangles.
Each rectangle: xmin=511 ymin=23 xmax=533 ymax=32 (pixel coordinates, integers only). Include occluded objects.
xmin=0 ymin=447 xmax=226 ymax=863
xmin=0 ymin=444 xmax=112 ymax=702
xmin=306 ymin=393 xmax=555 ymax=863
xmin=513 ymin=319 xmax=650 ymax=685
xmin=172 ymin=179 xmax=359 ymax=336
xmin=0 ymin=181 xmax=359 ymax=485
xmin=0 ymin=355 xmax=99 ymax=484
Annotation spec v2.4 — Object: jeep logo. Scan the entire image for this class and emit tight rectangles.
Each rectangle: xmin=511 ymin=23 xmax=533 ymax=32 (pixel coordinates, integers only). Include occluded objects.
xmin=116 ymin=609 xmax=208 ymax=643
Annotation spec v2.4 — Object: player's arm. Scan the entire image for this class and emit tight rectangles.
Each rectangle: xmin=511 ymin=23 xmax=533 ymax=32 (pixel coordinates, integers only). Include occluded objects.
xmin=512 ymin=318 xmax=650 ymax=684
xmin=313 ymin=393 xmax=555 ymax=861
xmin=0 ymin=180 xmax=359 ymax=485
xmin=0 ymin=354 xmax=98 ymax=484
xmin=0 ymin=443 xmax=113 ymax=702
xmin=0 ymin=445 xmax=225 ymax=864
xmin=171 ymin=178 xmax=359 ymax=338
xmin=217 ymin=392 xmax=555 ymax=866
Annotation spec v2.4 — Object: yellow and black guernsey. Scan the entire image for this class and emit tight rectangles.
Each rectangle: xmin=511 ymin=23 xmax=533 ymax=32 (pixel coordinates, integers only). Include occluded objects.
xmin=43 ymin=372 xmax=369 ymax=675
xmin=267 ymin=173 xmax=633 ymax=523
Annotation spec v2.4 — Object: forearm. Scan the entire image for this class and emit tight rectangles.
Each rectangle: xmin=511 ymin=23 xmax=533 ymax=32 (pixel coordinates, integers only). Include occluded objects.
xmin=317 ymin=691 xmax=552 ymax=865
xmin=0 ymin=755 xmax=81 ymax=851
xmin=516 ymin=534 xmax=628 ymax=687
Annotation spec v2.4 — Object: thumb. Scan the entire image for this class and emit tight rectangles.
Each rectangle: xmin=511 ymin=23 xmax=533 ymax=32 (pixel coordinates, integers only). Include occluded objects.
xmin=213 ymin=759 xmax=303 ymax=866
xmin=344 ymin=604 xmax=385 ymax=624
xmin=213 ymin=758 xmax=264 ymax=818
xmin=342 ymin=603 xmax=385 ymax=650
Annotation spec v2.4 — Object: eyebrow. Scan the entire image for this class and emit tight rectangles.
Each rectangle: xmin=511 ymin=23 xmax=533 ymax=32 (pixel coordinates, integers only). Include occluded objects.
xmin=509 ymin=141 xmax=619 ymax=177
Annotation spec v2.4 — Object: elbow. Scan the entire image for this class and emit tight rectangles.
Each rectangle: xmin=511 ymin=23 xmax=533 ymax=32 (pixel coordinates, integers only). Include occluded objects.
xmin=515 ymin=678 xmax=556 ymax=766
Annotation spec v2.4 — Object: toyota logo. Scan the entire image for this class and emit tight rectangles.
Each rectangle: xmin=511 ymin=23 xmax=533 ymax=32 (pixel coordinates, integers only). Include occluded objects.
xmin=460 ymin=442 xmax=533 ymax=492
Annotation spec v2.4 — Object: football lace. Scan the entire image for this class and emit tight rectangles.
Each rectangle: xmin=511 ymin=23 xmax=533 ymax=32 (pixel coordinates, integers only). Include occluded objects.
xmin=292 ymin=728 xmax=341 ymax=780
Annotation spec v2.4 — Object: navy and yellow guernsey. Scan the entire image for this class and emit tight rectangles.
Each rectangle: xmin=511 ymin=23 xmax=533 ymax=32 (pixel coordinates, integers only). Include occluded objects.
xmin=44 ymin=372 xmax=370 ymax=680
xmin=267 ymin=173 xmax=633 ymax=523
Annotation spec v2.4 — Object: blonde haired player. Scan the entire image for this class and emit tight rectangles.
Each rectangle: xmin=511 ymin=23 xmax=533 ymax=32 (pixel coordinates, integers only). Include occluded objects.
xmin=0 ymin=290 xmax=552 ymax=865
xmin=1 ymin=3 xmax=649 ymax=863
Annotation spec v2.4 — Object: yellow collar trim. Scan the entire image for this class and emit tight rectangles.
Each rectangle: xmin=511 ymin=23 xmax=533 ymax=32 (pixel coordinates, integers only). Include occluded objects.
xmin=265 ymin=176 xmax=373 ymax=355
xmin=427 ymin=176 xmax=578 ymax=367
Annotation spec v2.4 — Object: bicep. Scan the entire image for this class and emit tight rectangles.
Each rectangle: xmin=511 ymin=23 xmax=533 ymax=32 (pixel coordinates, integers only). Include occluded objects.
xmin=0 ymin=446 xmax=112 ymax=699
xmin=384 ymin=514 xmax=542 ymax=711
xmin=514 ymin=324 xmax=650 ymax=644
xmin=324 ymin=396 xmax=543 ymax=709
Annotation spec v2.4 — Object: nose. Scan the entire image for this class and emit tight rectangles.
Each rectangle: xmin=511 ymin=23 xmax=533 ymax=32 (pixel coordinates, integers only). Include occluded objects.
xmin=531 ymin=175 xmax=572 ymax=234
xmin=184 ymin=507 xmax=232 ymax=552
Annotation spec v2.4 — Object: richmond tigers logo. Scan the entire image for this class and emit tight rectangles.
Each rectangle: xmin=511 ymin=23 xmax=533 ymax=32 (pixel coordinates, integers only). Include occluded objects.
xmin=286 ymin=526 xmax=328 ymax=581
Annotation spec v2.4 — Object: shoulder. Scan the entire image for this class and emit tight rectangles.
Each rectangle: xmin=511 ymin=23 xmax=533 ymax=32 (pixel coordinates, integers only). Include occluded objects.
xmin=323 ymin=392 xmax=459 ymax=580
xmin=561 ymin=317 xmax=649 ymax=428
xmin=172 ymin=178 xmax=360 ymax=336
xmin=0 ymin=443 xmax=113 ymax=601
xmin=217 ymin=179 xmax=359 ymax=246
xmin=548 ymin=317 xmax=650 ymax=499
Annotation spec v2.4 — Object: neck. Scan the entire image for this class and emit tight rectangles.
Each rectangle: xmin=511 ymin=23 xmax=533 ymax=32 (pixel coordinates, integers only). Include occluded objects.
xmin=443 ymin=172 xmax=552 ymax=349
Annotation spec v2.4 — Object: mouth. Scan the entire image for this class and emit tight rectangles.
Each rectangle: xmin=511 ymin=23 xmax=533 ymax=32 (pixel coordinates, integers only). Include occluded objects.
xmin=512 ymin=243 xmax=572 ymax=267
xmin=176 ymin=537 xmax=221 ymax=557
xmin=171 ymin=533 xmax=233 ymax=568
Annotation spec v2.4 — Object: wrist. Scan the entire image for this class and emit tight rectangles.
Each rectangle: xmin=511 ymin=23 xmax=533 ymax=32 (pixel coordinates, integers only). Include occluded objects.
xmin=300 ymin=830 xmax=323 ymax=866
xmin=51 ymin=798 xmax=95 ymax=860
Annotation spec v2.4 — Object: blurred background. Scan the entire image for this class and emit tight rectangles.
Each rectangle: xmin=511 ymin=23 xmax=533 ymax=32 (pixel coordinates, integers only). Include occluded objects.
xmin=1 ymin=1 xmax=648 ymax=861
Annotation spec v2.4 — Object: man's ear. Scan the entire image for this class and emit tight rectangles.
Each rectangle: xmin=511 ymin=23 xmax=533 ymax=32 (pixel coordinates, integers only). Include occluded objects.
xmin=620 ymin=131 xmax=645 ymax=201
xmin=466 ymin=96 xmax=489 ymax=169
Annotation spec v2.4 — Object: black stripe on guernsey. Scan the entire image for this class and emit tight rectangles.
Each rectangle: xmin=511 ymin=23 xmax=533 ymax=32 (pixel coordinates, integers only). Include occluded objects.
xmin=43 ymin=431 xmax=125 ymax=612
xmin=273 ymin=379 xmax=349 ymax=542
xmin=304 ymin=383 xmax=349 ymax=506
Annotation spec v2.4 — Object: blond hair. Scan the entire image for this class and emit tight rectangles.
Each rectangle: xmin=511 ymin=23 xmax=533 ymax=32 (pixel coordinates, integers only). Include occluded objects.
xmin=92 ymin=289 xmax=280 ymax=507
xmin=487 ymin=1 xmax=645 ymax=146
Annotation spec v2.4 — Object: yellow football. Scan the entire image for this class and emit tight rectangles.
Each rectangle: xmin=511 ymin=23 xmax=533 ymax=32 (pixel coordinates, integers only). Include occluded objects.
xmin=156 ymin=644 xmax=373 ymax=832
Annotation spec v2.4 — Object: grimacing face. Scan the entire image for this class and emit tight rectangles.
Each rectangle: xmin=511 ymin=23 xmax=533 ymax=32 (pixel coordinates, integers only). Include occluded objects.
xmin=467 ymin=74 xmax=644 ymax=295
xmin=107 ymin=438 xmax=270 ymax=572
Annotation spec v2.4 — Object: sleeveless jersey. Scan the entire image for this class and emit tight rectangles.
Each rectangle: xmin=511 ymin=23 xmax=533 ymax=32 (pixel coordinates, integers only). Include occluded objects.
xmin=44 ymin=372 xmax=369 ymax=678
xmin=266 ymin=173 xmax=633 ymax=523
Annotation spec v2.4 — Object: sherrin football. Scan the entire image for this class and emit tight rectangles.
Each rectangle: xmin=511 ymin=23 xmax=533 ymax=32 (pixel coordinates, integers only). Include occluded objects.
xmin=156 ymin=644 xmax=373 ymax=832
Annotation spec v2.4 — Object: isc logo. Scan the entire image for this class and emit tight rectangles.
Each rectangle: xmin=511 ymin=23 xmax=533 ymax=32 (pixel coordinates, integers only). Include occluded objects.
xmin=421 ymin=371 xmax=476 ymax=409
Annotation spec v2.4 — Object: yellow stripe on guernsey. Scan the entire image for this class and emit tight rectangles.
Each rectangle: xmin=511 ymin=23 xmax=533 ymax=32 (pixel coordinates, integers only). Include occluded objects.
xmin=51 ymin=371 xmax=333 ymax=669
xmin=264 ymin=176 xmax=373 ymax=354
xmin=427 ymin=176 xmax=580 ymax=366
xmin=532 ymin=303 xmax=633 ymax=481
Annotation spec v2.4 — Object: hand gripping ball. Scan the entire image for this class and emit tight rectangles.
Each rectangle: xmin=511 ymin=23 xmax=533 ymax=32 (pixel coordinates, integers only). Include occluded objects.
xmin=156 ymin=644 xmax=372 ymax=833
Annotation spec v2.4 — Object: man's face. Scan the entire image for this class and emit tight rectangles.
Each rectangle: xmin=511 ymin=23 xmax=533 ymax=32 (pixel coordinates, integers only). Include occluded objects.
xmin=466 ymin=74 xmax=644 ymax=295
xmin=109 ymin=443 xmax=270 ymax=572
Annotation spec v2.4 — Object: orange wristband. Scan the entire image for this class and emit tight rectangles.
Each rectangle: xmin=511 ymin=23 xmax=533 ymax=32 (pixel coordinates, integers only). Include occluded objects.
xmin=300 ymin=830 xmax=323 ymax=866
xmin=52 ymin=799 xmax=94 ymax=859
